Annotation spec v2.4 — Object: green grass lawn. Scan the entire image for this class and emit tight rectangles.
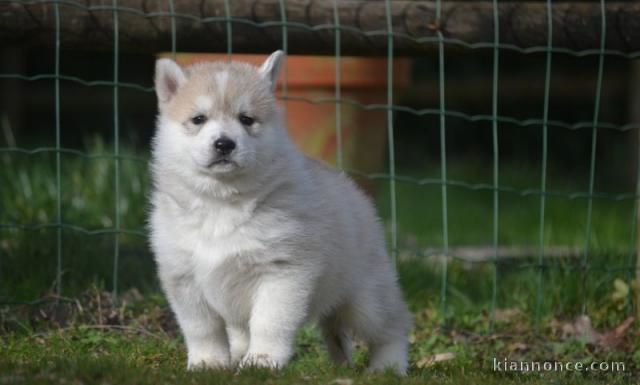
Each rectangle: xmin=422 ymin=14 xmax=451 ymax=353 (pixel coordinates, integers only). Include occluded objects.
xmin=3 ymin=331 xmax=626 ymax=385
xmin=1 ymin=281 xmax=636 ymax=385
xmin=1 ymin=138 xmax=639 ymax=383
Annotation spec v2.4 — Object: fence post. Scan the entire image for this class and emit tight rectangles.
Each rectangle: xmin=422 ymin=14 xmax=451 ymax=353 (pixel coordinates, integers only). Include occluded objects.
xmin=637 ymin=94 xmax=640 ymax=319
xmin=630 ymin=60 xmax=640 ymax=317
xmin=637 ymin=113 xmax=640 ymax=319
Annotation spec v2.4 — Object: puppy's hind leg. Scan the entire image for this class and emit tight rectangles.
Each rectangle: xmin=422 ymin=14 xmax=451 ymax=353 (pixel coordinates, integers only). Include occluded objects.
xmin=350 ymin=281 xmax=412 ymax=375
xmin=319 ymin=311 xmax=352 ymax=365
xmin=368 ymin=337 xmax=409 ymax=375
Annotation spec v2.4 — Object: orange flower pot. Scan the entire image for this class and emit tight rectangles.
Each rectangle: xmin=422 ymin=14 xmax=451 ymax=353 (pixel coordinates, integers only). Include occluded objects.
xmin=160 ymin=53 xmax=411 ymax=191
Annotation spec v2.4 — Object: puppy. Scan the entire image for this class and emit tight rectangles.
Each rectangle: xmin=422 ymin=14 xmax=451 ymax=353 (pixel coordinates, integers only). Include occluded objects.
xmin=150 ymin=51 xmax=411 ymax=374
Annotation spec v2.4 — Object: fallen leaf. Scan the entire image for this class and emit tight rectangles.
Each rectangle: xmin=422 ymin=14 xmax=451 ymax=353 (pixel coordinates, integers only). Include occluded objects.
xmin=508 ymin=342 xmax=528 ymax=352
xmin=598 ymin=317 xmax=634 ymax=349
xmin=330 ymin=378 xmax=353 ymax=385
xmin=415 ymin=352 xmax=456 ymax=368
xmin=561 ymin=315 xmax=600 ymax=344
xmin=556 ymin=315 xmax=635 ymax=349
xmin=613 ymin=316 xmax=634 ymax=337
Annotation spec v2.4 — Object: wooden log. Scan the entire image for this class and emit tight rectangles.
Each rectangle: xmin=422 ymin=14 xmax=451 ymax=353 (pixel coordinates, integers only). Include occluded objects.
xmin=1 ymin=1 xmax=640 ymax=56
xmin=421 ymin=245 xmax=582 ymax=263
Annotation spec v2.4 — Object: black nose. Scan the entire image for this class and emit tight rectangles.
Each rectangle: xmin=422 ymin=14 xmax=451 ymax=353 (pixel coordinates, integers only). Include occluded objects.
xmin=214 ymin=137 xmax=236 ymax=155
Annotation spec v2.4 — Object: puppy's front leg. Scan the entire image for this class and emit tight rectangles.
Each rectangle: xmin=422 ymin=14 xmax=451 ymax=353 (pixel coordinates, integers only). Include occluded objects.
xmin=165 ymin=283 xmax=230 ymax=370
xmin=240 ymin=276 xmax=311 ymax=369
xmin=227 ymin=326 xmax=249 ymax=367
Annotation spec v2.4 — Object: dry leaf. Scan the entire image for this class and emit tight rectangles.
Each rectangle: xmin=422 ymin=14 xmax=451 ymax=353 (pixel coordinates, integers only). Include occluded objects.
xmin=508 ymin=342 xmax=528 ymax=352
xmin=574 ymin=315 xmax=600 ymax=343
xmin=557 ymin=315 xmax=635 ymax=349
xmin=330 ymin=379 xmax=353 ymax=385
xmin=416 ymin=352 xmax=456 ymax=368
xmin=598 ymin=316 xmax=634 ymax=349
xmin=561 ymin=315 xmax=600 ymax=344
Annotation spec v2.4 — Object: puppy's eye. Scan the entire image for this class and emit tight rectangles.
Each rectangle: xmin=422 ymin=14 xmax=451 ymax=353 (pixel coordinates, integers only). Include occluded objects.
xmin=191 ymin=115 xmax=207 ymax=125
xmin=238 ymin=114 xmax=255 ymax=126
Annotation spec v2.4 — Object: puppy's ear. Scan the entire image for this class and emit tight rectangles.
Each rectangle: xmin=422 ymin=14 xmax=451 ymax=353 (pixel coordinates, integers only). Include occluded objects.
xmin=258 ymin=50 xmax=284 ymax=92
xmin=155 ymin=58 xmax=186 ymax=105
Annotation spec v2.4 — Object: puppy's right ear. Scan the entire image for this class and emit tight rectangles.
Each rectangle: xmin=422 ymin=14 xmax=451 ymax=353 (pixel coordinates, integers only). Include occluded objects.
xmin=155 ymin=58 xmax=186 ymax=105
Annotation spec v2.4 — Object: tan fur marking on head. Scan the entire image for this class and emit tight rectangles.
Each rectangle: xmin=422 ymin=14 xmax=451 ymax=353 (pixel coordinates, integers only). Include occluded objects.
xmin=195 ymin=95 xmax=213 ymax=112
xmin=215 ymin=71 xmax=229 ymax=95
xmin=164 ymin=62 xmax=277 ymax=128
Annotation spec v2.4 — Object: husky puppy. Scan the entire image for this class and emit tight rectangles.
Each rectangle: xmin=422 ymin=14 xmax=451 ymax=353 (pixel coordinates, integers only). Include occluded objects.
xmin=150 ymin=51 xmax=411 ymax=374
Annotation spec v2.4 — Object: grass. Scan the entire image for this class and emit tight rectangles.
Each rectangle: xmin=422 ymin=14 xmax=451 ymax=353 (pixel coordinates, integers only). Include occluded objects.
xmin=0 ymin=138 xmax=153 ymax=298
xmin=1 ymin=334 xmax=615 ymax=385
xmin=1 ymin=137 xmax=639 ymax=383
xmin=377 ymin=159 xmax=636 ymax=249
xmin=1 ymin=284 xmax=637 ymax=384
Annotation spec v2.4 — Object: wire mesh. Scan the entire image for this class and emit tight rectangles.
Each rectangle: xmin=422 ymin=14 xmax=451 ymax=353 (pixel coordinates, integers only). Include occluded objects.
xmin=0 ymin=0 xmax=639 ymax=330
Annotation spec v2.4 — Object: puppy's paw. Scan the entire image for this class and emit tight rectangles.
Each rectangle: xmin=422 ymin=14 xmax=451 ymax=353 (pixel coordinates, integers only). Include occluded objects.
xmin=239 ymin=353 xmax=282 ymax=370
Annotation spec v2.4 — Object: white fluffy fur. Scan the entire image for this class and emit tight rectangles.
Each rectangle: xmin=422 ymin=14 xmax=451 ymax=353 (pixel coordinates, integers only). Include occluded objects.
xmin=150 ymin=51 xmax=412 ymax=374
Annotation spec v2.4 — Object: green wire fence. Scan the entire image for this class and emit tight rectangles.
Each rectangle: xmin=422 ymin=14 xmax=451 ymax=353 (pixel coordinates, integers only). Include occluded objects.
xmin=0 ymin=0 xmax=639 ymax=330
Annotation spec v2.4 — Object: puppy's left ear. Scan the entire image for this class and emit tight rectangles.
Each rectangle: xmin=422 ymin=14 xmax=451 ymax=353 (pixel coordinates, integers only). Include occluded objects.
xmin=258 ymin=50 xmax=284 ymax=92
